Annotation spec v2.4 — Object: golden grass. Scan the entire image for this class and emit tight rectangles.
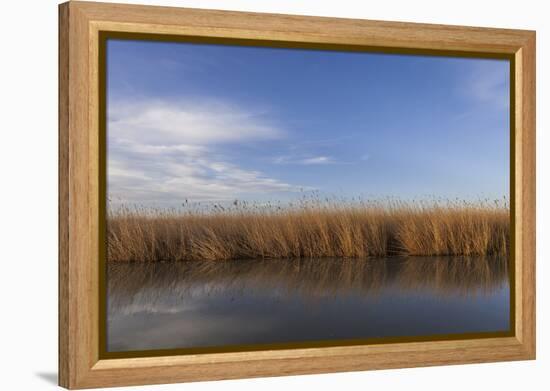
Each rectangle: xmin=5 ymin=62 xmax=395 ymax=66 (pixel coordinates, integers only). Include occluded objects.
xmin=107 ymin=198 xmax=509 ymax=262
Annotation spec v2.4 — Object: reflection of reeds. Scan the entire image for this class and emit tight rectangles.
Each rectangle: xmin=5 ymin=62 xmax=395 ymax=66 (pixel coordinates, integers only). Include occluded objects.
xmin=107 ymin=198 xmax=509 ymax=262
xmin=107 ymin=257 xmax=509 ymax=309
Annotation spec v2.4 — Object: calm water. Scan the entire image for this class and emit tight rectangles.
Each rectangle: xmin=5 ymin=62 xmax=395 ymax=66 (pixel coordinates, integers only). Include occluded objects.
xmin=106 ymin=256 xmax=510 ymax=352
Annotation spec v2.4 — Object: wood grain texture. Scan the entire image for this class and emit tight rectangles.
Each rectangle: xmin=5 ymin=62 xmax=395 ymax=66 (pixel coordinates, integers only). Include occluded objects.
xmin=58 ymin=3 xmax=70 ymax=387
xmin=59 ymin=1 xmax=98 ymax=388
xmin=76 ymin=0 xmax=530 ymax=53
xmin=517 ymin=34 xmax=536 ymax=355
xmin=58 ymin=1 xmax=536 ymax=388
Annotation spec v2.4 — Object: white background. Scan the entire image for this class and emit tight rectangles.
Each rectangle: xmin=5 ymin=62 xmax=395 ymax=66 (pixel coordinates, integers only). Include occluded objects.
xmin=0 ymin=0 xmax=547 ymax=389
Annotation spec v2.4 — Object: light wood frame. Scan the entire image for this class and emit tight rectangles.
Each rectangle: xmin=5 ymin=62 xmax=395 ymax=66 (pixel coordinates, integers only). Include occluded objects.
xmin=59 ymin=1 xmax=536 ymax=389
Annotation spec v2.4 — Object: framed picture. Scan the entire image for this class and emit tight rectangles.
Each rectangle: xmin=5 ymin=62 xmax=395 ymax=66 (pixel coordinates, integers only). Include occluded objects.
xmin=58 ymin=1 xmax=536 ymax=389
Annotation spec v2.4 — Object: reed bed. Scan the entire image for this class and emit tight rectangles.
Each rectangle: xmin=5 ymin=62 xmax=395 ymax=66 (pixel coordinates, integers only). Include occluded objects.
xmin=107 ymin=198 xmax=509 ymax=262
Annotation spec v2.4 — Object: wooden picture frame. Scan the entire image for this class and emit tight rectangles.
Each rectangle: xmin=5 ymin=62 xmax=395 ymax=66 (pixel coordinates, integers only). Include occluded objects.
xmin=59 ymin=1 xmax=536 ymax=389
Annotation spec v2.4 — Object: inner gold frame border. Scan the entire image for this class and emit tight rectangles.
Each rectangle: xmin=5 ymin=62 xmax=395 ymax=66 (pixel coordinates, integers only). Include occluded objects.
xmin=59 ymin=1 xmax=536 ymax=389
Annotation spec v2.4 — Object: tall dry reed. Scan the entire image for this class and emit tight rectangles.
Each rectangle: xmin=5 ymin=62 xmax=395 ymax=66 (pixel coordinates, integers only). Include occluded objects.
xmin=107 ymin=198 xmax=509 ymax=262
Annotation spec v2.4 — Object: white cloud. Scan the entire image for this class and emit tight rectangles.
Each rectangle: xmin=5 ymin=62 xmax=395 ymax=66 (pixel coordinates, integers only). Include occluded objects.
xmin=300 ymin=156 xmax=333 ymax=165
xmin=107 ymin=98 xmax=303 ymax=204
xmin=273 ymin=155 xmax=338 ymax=165
xmin=460 ymin=60 xmax=509 ymax=110
xmin=109 ymin=99 xmax=281 ymax=145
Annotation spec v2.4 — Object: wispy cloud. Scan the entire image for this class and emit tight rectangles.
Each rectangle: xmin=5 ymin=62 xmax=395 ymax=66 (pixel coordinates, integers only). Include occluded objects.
xmin=300 ymin=156 xmax=334 ymax=165
xmin=459 ymin=60 xmax=509 ymax=110
xmin=109 ymin=99 xmax=281 ymax=145
xmin=273 ymin=155 xmax=338 ymax=165
xmin=108 ymin=98 xmax=303 ymax=204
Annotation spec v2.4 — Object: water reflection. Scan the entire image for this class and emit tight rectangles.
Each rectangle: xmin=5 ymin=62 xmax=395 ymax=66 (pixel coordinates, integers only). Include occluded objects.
xmin=107 ymin=256 xmax=510 ymax=352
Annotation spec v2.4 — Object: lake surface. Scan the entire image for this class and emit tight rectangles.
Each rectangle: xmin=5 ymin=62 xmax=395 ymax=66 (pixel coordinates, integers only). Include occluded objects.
xmin=106 ymin=256 xmax=510 ymax=352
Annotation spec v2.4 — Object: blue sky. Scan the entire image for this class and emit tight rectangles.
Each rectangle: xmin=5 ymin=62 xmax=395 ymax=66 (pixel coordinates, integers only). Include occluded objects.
xmin=107 ymin=39 xmax=510 ymax=206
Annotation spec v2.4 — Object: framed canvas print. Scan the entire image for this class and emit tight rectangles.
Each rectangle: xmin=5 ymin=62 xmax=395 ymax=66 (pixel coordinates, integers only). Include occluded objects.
xmin=58 ymin=1 xmax=536 ymax=389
